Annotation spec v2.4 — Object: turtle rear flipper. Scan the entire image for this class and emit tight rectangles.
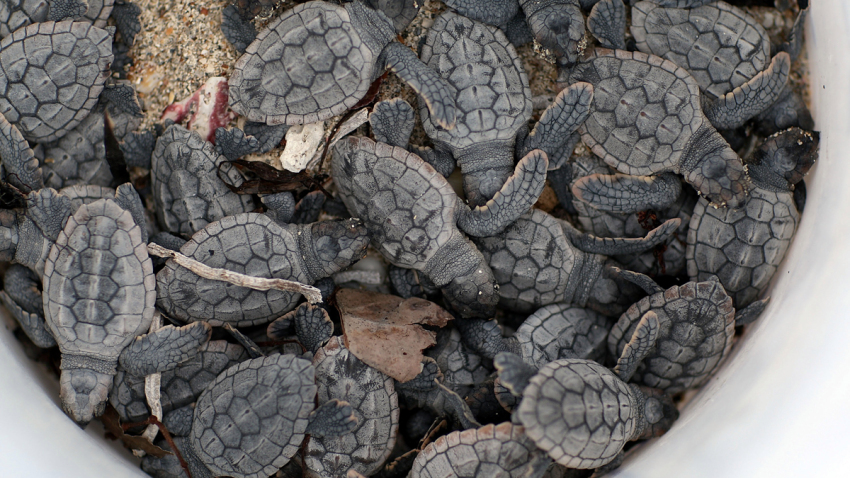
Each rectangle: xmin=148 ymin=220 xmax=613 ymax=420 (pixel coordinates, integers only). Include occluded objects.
xmin=521 ymin=82 xmax=593 ymax=161
xmin=572 ymin=172 xmax=682 ymax=214
xmin=383 ymin=42 xmax=457 ymax=129
xmin=221 ymin=4 xmax=257 ymax=54
xmin=703 ymin=52 xmax=791 ymax=130
xmin=119 ymin=322 xmax=212 ymax=376
xmin=457 ymin=149 xmax=548 ymax=237
xmin=370 ymin=98 xmax=415 ymax=150
xmin=587 ymin=0 xmax=626 ymax=50
xmin=613 ymin=311 xmax=660 ymax=382
xmin=494 ymin=352 xmax=537 ymax=397
xmin=1 ymin=290 xmax=56 ymax=348
xmin=306 ymin=399 xmax=358 ymax=438
xmin=563 ymin=217 xmax=680 ymax=256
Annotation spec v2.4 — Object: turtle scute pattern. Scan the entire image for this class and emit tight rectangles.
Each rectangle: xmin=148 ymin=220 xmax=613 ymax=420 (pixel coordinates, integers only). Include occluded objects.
xmin=191 ymin=353 xmax=317 ymax=478
xmin=516 ymin=304 xmax=611 ymax=368
xmin=517 ymin=359 xmax=637 ymax=469
xmin=410 ymin=422 xmax=550 ymax=478
xmin=0 ymin=21 xmax=114 ymax=142
xmin=306 ymin=336 xmax=399 ymax=478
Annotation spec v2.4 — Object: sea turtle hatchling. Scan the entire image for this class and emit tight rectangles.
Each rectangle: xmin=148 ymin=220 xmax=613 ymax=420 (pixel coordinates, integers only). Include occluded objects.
xmin=569 ymin=48 xmax=749 ymax=208
xmin=305 ymin=336 xmax=399 ymax=478
xmin=0 ymin=21 xmax=114 ymax=143
xmin=228 ymin=0 xmax=457 ymax=128
xmin=141 ymin=354 xmax=358 ymax=478
xmin=41 ymin=198 xmax=212 ymax=424
xmin=331 ymin=135 xmax=547 ymax=319
xmin=408 ymin=422 xmax=552 ymax=478
xmin=414 ymin=11 xmax=592 ymax=206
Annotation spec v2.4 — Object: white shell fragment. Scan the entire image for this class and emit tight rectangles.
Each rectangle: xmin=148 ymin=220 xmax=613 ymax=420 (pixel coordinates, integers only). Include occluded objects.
xmin=280 ymin=121 xmax=326 ymax=172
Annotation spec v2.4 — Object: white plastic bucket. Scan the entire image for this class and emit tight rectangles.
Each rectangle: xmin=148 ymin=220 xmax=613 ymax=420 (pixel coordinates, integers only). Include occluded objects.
xmin=1 ymin=2 xmax=848 ymax=477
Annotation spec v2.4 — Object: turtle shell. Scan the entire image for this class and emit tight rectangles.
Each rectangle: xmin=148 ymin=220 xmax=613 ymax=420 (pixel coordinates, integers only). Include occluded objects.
xmin=306 ymin=336 xmax=399 ymax=478
xmin=43 ymin=198 xmax=155 ymax=360
xmin=228 ymin=1 xmax=386 ymax=125
xmin=631 ymin=0 xmax=771 ymax=100
xmin=38 ymin=111 xmax=110 ymax=189
xmin=0 ymin=21 xmax=113 ymax=142
xmin=155 ymin=213 xmax=311 ymax=327
xmin=331 ymin=136 xmax=460 ymax=271
xmin=191 ymin=354 xmax=317 ymax=478
xmin=516 ymin=359 xmax=638 ymax=469
xmin=686 ymin=189 xmax=798 ymax=308
xmin=0 ymin=0 xmax=113 ymax=37
xmin=516 ymin=304 xmax=611 ymax=368
xmin=608 ymin=279 xmax=735 ymax=393
xmin=151 ymin=124 xmax=254 ymax=236
xmin=419 ymin=10 xmax=531 ymax=151
xmin=59 ymin=184 xmax=116 ymax=212
xmin=410 ymin=422 xmax=549 ymax=478
xmin=569 ymin=48 xmax=705 ymax=177
xmin=426 ymin=328 xmax=490 ymax=394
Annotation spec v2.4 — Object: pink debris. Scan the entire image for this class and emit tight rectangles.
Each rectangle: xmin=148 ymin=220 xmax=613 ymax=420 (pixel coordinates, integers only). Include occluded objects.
xmin=161 ymin=77 xmax=235 ymax=144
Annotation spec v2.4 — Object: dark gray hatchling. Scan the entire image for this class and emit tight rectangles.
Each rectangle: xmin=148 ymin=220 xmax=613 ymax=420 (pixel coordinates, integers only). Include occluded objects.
xmin=41 ymin=198 xmax=211 ymax=424
xmin=110 ymin=339 xmax=249 ymax=424
xmin=686 ymin=127 xmax=818 ymax=308
xmin=228 ymin=0 xmax=457 ymax=128
xmin=305 ymin=336 xmax=399 ymax=478
xmin=155 ymin=212 xmax=369 ymax=327
xmin=0 ymin=21 xmax=113 ymax=142
xmin=495 ymin=332 xmax=679 ymax=470
xmin=141 ymin=354 xmax=358 ymax=478
xmin=474 ymin=208 xmax=680 ymax=316
xmin=151 ymin=124 xmax=255 ymax=236
xmin=426 ymin=327 xmax=491 ymax=397
xmin=408 ymin=422 xmax=552 ymax=478
xmin=416 ymin=11 xmax=591 ymax=206
xmin=569 ymin=48 xmax=749 ymax=208
xmin=331 ymin=135 xmax=547 ymax=319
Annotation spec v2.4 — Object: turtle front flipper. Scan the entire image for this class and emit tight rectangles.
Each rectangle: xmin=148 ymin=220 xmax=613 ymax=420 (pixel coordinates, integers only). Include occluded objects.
xmin=703 ymin=52 xmax=791 ymax=131
xmin=382 ymin=42 xmax=458 ymax=129
xmin=370 ymin=98 xmax=416 ymax=150
xmin=587 ymin=0 xmax=626 ymax=50
xmin=1 ymin=265 xmax=55 ymax=348
xmin=305 ymin=399 xmax=358 ymax=438
xmin=290 ymin=302 xmax=333 ymax=353
xmin=457 ymin=149 xmax=548 ymax=237
xmin=679 ymin=124 xmax=749 ymax=208
xmin=520 ymin=83 xmax=593 ymax=162
xmin=261 ymin=191 xmax=296 ymax=225
xmin=0 ymin=116 xmax=42 ymax=192
xmin=613 ymin=311 xmax=660 ymax=382
xmin=47 ymin=0 xmax=88 ymax=21
xmin=776 ymin=2 xmax=808 ymax=62
xmin=735 ymin=297 xmax=770 ymax=326
xmin=220 ymin=4 xmax=257 ymax=54
xmin=606 ymin=265 xmax=664 ymax=295
xmin=494 ymin=351 xmax=537 ymax=397
xmin=215 ymin=126 xmax=260 ymax=161
xmin=118 ymin=322 xmax=213 ymax=376
xmin=113 ymin=183 xmax=148 ymax=242
xmin=110 ymin=1 xmax=142 ymax=47
xmin=292 ymin=191 xmax=326 ymax=224
xmin=571 ymin=172 xmax=682 ymax=214
xmin=562 ymin=217 xmax=680 ymax=256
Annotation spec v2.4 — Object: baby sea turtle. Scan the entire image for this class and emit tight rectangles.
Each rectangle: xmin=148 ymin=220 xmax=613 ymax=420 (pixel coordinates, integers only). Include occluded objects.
xmin=151 ymin=124 xmax=255 ymax=236
xmin=0 ymin=21 xmax=113 ymax=142
xmin=155 ymin=213 xmax=369 ymax=326
xmin=474 ymin=208 xmax=679 ymax=315
xmin=427 ymin=327 xmax=491 ymax=397
xmin=408 ymin=422 xmax=552 ymax=478
xmin=228 ymin=0 xmax=457 ymax=128
xmin=42 ymin=198 xmax=211 ymax=424
xmin=686 ymin=127 xmax=818 ymax=307
xmin=495 ymin=350 xmax=678 ymax=468
xmin=141 ymin=354 xmax=358 ymax=478
xmin=569 ymin=48 xmax=749 ymax=208
xmin=331 ymin=135 xmax=546 ymax=319
xmin=416 ymin=11 xmax=591 ymax=205
xmin=305 ymin=336 xmax=399 ymax=478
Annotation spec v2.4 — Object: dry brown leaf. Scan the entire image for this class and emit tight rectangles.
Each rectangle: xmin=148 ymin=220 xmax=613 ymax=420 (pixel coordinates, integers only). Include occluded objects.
xmin=337 ymin=289 xmax=452 ymax=382
xmin=99 ymin=406 xmax=171 ymax=458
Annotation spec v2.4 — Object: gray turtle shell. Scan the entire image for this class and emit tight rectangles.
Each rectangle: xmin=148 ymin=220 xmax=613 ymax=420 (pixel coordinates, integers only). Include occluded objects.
xmin=151 ymin=124 xmax=254 ymax=236
xmin=306 ymin=336 xmax=399 ymax=478
xmin=410 ymin=422 xmax=550 ymax=478
xmin=156 ymin=213 xmax=314 ymax=327
xmin=37 ymin=110 xmax=110 ymax=189
xmin=686 ymin=188 xmax=798 ymax=308
xmin=631 ymin=0 xmax=770 ymax=100
xmin=0 ymin=0 xmax=113 ymax=38
xmin=516 ymin=358 xmax=638 ymax=469
xmin=43 ymin=198 xmax=156 ymax=361
xmin=191 ymin=353 xmax=317 ymax=478
xmin=426 ymin=327 xmax=491 ymax=395
xmin=569 ymin=48 xmax=703 ymax=177
xmin=419 ymin=10 xmax=531 ymax=151
xmin=229 ymin=1 xmax=392 ymax=125
xmin=59 ymin=184 xmax=116 ymax=211
xmin=110 ymin=340 xmax=249 ymax=424
xmin=0 ymin=21 xmax=113 ymax=142
xmin=608 ymin=279 xmax=735 ymax=393
xmin=515 ymin=303 xmax=611 ymax=368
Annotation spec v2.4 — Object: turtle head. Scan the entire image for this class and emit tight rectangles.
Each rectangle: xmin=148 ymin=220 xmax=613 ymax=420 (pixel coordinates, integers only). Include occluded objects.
xmin=633 ymin=385 xmax=679 ymax=440
xmin=681 ymin=125 xmax=750 ymax=209
xmin=749 ymin=127 xmax=819 ymax=190
xmin=303 ymin=218 xmax=370 ymax=280
xmin=59 ymin=368 xmax=114 ymax=425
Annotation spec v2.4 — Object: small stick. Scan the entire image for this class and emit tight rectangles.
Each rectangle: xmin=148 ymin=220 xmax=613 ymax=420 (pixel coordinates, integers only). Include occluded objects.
xmin=123 ymin=416 xmax=192 ymax=478
xmin=134 ymin=312 xmax=164 ymax=457
xmin=148 ymin=243 xmax=322 ymax=303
